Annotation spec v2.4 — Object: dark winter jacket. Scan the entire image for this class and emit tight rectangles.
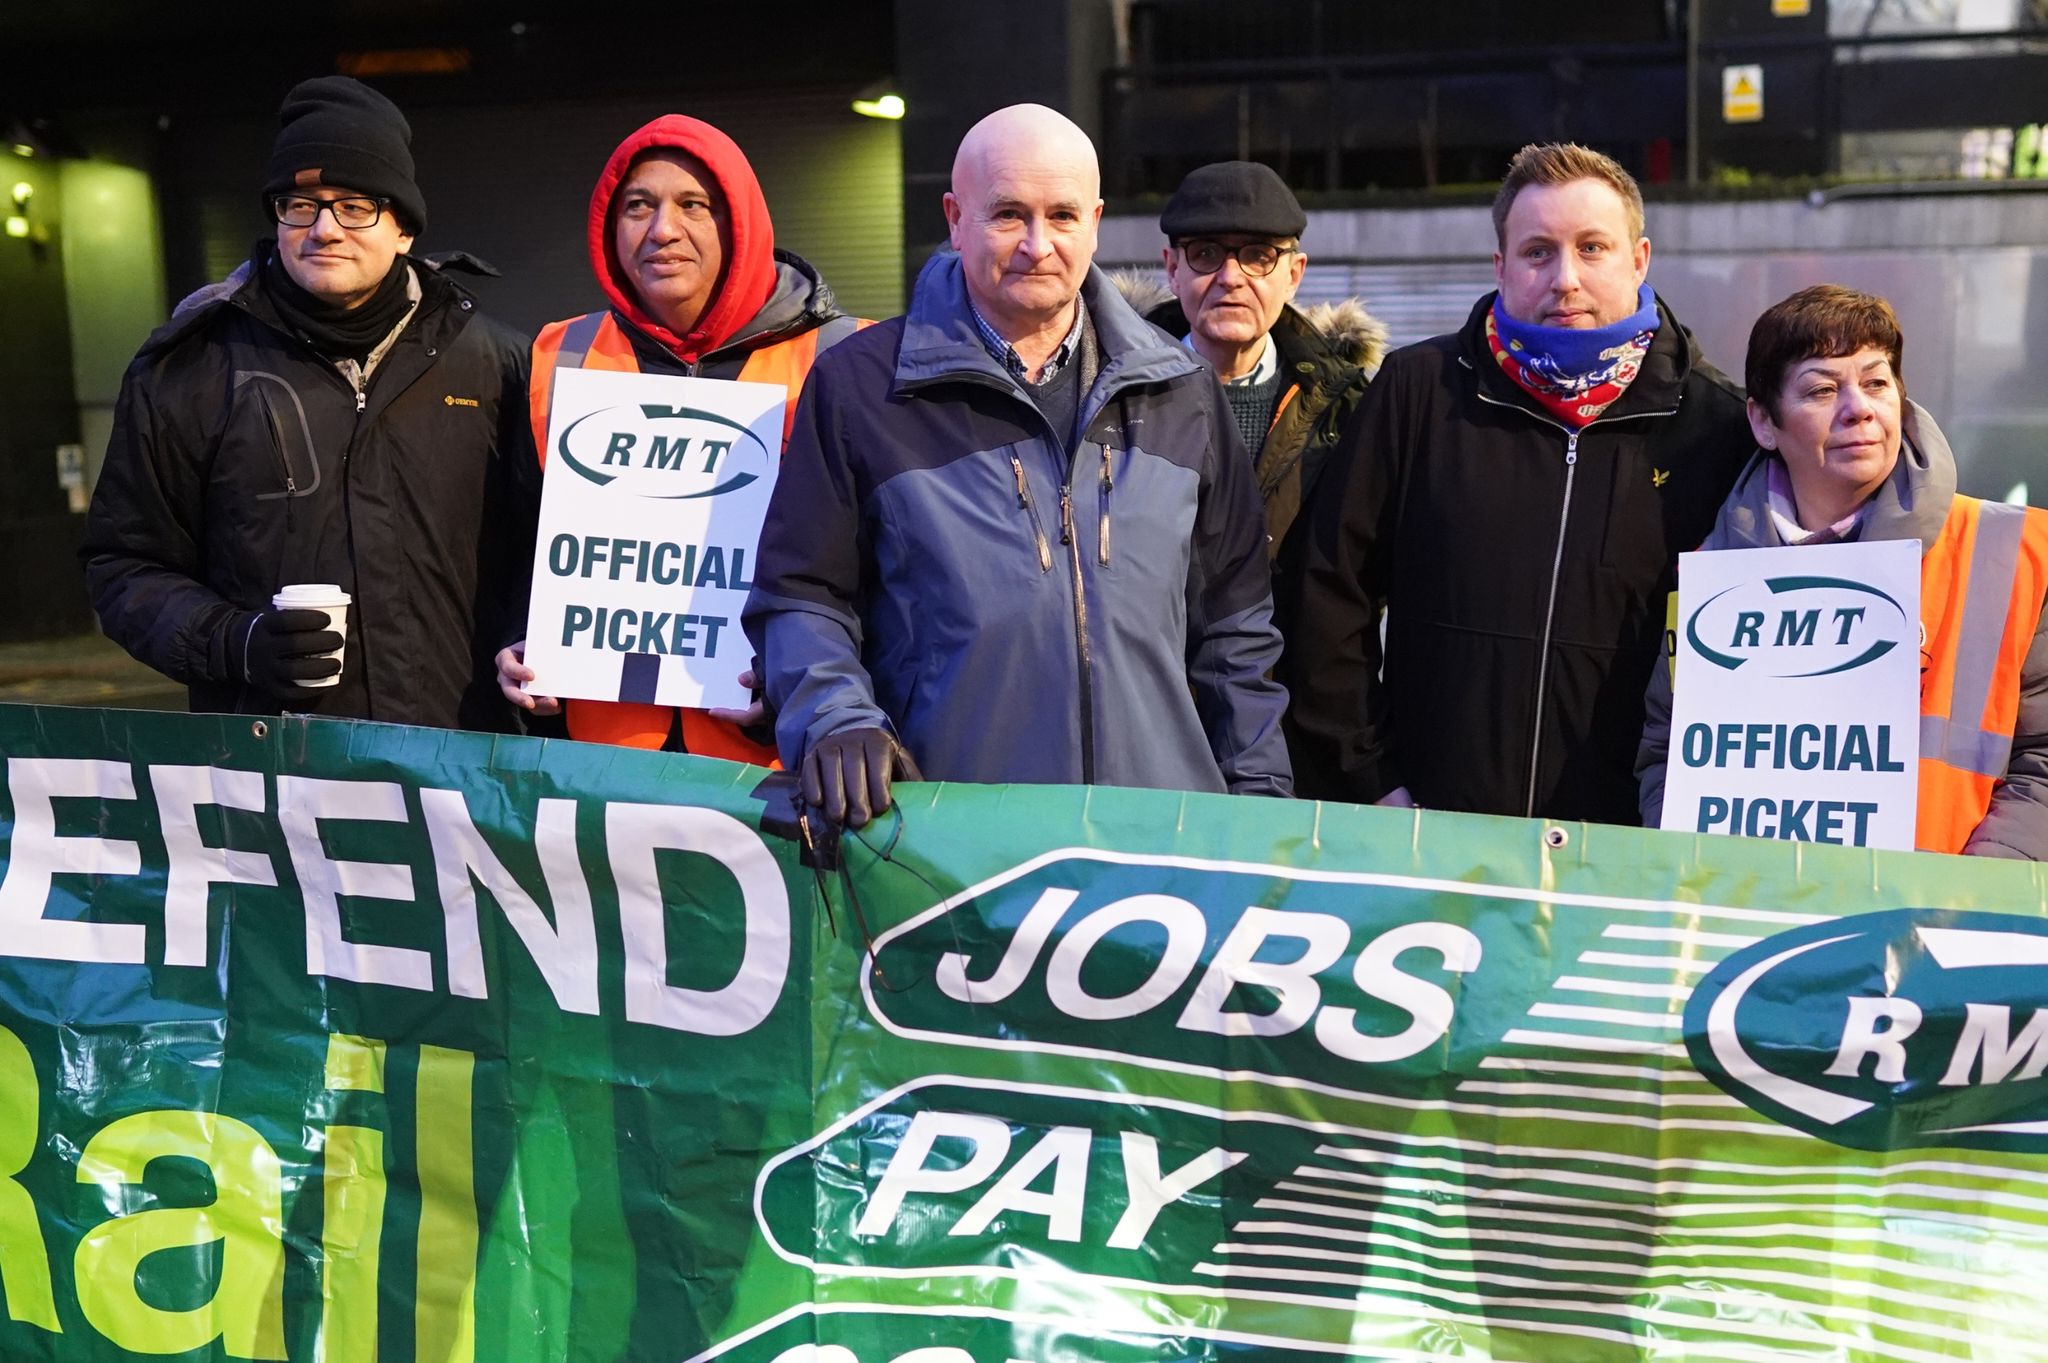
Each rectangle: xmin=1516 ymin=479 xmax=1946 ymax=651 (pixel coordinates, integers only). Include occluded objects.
xmin=80 ymin=246 xmax=538 ymax=729
xmin=1132 ymin=280 xmax=1384 ymax=623
xmin=1283 ymin=290 xmax=1752 ymax=822
xmin=744 ymin=251 xmax=1293 ymax=796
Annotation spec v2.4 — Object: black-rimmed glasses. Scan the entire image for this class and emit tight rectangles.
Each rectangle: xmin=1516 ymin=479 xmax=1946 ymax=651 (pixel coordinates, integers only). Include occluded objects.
xmin=270 ymin=195 xmax=392 ymax=230
xmin=1176 ymin=239 xmax=1299 ymax=277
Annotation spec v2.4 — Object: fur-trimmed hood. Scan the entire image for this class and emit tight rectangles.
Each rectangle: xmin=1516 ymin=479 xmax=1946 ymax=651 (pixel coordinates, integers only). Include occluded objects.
xmin=1112 ymin=268 xmax=1388 ymax=374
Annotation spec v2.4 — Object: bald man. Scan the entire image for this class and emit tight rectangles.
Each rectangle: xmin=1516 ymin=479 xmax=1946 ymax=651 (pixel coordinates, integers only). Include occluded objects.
xmin=744 ymin=103 xmax=1292 ymax=825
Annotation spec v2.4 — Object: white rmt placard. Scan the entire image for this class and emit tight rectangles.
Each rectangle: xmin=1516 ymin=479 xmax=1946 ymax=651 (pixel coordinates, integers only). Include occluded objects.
xmin=522 ymin=366 xmax=786 ymax=712
xmin=1661 ymin=538 xmax=1922 ymax=850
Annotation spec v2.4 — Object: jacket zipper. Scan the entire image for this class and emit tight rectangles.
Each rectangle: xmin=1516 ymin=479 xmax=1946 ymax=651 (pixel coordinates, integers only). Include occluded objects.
xmin=1097 ymin=445 xmax=1114 ymax=566
xmin=1527 ymin=430 xmax=1578 ymax=817
xmin=341 ymin=384 xmax=371 ymax=716
xmin=1059 ymin=484 xmax=1096 ymax=781
xmin=233 ymin=289 xmax=446 ymax=720
xmin=1010 ymin=456 xmax=1053 ymax=572
xmin=1468 ymin=364 xmax=1680 ymax=816
xmin=952 ymin=370 xmax=1120 ymax=787
xmin=277 ymin=463 xmax=299 ymax=532
xmin=1017 ymin=444 xmax=1098 ymax=783
xmin=254 ymin=394 xmax=302 ymax=530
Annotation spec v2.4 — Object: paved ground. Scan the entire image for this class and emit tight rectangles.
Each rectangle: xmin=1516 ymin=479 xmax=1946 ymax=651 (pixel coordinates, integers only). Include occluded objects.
xmin=0 ymin=632 xmax=186 ymax=711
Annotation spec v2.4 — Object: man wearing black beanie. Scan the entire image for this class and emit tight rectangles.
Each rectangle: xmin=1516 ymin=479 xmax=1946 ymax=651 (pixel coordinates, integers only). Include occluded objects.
xmin=81 ymin=76 xmax=542 ymax=731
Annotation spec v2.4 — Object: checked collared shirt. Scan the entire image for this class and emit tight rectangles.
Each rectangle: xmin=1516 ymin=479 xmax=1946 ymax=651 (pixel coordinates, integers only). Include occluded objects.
xmin=970 ymin=299 xmax=1086 ymax=387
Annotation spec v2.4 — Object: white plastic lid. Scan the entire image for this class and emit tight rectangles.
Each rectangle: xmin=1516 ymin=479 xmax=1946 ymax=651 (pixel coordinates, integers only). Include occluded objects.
xmin=272 ymin=583 xmax=352 ymax=605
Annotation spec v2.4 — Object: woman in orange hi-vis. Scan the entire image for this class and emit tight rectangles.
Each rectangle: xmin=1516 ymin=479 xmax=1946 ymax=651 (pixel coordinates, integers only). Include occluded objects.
xmin=1638 ymin=284 xmax=2047 ymax=858
xmin=495 ymin=113 xmax=867 ymax=763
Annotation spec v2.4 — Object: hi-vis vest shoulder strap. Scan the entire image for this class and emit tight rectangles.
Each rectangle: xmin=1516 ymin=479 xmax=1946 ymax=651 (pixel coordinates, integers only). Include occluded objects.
xmin=530 ymin=312 xmax=637 ymax=465
xmin=1916 ymin=494 xmax=2048 ymax=854
xmin=528 ymin=309 xmax=869 ymax=760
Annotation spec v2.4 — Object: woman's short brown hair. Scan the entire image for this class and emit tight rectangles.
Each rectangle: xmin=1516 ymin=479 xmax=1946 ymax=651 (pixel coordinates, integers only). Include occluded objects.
xmin=1746 ymin=285 xmax=1905 ymax=422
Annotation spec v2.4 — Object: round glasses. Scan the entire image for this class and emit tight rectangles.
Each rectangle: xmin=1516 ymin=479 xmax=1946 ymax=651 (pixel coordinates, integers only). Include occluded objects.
xmin=1176 ymin=239 xmax=1299 ymax=278
xmin=270 ymin=195 xmax=391 ymax=230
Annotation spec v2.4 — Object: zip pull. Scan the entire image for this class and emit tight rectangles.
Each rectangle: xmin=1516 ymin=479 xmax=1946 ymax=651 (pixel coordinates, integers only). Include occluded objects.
xmin=1011 ymin=455 xmax=1053 ymax=572
xmin=284 ymin=475 xmax=297 ymax=530
xmin=1098 ymin=447 xmax=1114 ymax=566
xmin=354 ymin=389 xmax=367 ymax=414
xmin=1565 ymin=431 xmax=1580 ymax=465
xmin=1058 ymin=486 xmax=1075 ymax=547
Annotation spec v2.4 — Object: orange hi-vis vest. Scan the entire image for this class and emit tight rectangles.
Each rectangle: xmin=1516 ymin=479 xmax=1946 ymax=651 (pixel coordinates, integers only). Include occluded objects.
xmin=529 ymin=309 xmax=866 ymax=761
xmin=1916 ymin=494 xmax=2048 ymax=853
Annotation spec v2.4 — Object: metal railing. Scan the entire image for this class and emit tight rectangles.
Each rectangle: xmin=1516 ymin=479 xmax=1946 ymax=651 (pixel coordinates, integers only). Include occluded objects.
xmin=1101 ymin=18 xmax=2048 ymax=195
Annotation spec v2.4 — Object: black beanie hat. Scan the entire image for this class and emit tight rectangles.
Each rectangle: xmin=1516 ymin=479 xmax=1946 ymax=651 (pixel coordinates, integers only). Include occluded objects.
xmin=261 ymin=76 xmax=426 ymax=235
xmin=1159 ymin=161 xmax=1306 ymax=240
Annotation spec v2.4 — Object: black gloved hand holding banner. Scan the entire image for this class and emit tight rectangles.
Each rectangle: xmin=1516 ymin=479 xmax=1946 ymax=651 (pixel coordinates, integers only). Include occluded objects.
xmin=799 ymin=727 xmax=923 ymax=828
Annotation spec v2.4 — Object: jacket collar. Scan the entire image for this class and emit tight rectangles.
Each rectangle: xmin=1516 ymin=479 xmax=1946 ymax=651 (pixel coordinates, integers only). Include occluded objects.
xmin=1459 ymin=288 xmax=1695 ymax=421
xmin=1266 ymin=303 xmax=1352 ymax=385
xmin=896 ymin=252 xmax=1200 ymax=397
xmin=611 ymin=247 xmax=840 ymax=370
xmin=227 ymin=244 xmax=469 ymax=354
xmin=1144 ymin=298 xmax=1347 ymax=390
xmin=1708 ymin=400 xmax=1958 ymax=553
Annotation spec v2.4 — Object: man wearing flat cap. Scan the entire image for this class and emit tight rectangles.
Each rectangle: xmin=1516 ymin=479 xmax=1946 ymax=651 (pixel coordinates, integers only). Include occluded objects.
xmin=83 ymin=75 xmax=539 ymax=730
xmin=1132 ymin=160 xmax=1385 ymax=620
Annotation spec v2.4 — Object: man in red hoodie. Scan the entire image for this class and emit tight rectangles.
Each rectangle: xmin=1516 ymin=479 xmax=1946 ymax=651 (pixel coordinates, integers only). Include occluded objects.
xmin=496 ymin=114 xmax=865 ymax=760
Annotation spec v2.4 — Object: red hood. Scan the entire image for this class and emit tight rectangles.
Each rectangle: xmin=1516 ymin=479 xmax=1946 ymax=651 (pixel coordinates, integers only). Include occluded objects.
xmin=587 ymin=114 xmax=777 ymax=364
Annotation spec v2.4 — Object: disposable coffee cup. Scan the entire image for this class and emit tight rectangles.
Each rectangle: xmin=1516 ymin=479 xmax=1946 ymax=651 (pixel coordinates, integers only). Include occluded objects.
xmin=271 ymin=584 xmax=352 ymax=688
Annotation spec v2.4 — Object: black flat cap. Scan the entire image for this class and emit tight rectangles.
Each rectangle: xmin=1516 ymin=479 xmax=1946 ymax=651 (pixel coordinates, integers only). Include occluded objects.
xmin=1159 ymin=161 xmax=1306 ymax=239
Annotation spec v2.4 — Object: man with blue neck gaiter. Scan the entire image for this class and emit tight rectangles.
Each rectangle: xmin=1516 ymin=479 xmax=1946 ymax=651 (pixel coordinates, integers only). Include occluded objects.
xmin=1283 ymin=143 xmax=1753 ymax=824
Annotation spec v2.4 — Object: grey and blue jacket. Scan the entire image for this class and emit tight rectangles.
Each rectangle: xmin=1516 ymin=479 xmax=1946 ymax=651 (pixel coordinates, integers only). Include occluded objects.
xmin=743 ymin=252 xmax=1293 ymax=796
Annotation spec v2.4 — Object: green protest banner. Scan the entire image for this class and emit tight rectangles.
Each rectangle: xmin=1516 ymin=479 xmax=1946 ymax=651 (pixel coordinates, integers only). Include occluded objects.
xmin=0 ymin=702 xmax=2043 ymax=1363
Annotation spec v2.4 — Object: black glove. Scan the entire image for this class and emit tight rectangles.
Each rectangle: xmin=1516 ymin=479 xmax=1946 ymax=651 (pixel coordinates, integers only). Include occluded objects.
xmin=236 ymin=609 xmax=345 ymax=696
xmin=799 ymin=727 xmax=923 ymax=828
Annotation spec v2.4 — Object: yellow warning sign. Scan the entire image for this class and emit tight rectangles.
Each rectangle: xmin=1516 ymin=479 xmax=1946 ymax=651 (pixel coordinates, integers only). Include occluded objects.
xmin=1723 ymin=64 xmax=1764 ymax=124
xmin=1772 ymin=0 xmax=1811 ymax=14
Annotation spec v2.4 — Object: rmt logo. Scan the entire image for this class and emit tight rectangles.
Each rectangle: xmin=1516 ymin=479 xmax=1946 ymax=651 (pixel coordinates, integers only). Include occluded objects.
xmin=1685 ymin=574 xmax=1909 ymax=678
xmin=1686 ymin=908 xmax=2048 ymax=1152
xmin=555 ymin=401 xmax=770 ymax=500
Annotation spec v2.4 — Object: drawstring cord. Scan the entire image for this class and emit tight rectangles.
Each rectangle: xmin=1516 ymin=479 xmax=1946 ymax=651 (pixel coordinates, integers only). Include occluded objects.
xmin=798 ymin=801 xmax=952 ymax=995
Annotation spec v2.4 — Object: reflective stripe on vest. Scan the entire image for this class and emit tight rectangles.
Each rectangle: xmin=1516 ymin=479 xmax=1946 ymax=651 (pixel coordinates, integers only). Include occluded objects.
xmin=1916 ymin=496 xmax=2048 ymax=853
xmin=736 ymin=328 xmax=819 ymax=444
xmin=530 ymin=312 xmax=639 ymax=465
xmin=530 ymin=310 xmax=868 ymax=761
